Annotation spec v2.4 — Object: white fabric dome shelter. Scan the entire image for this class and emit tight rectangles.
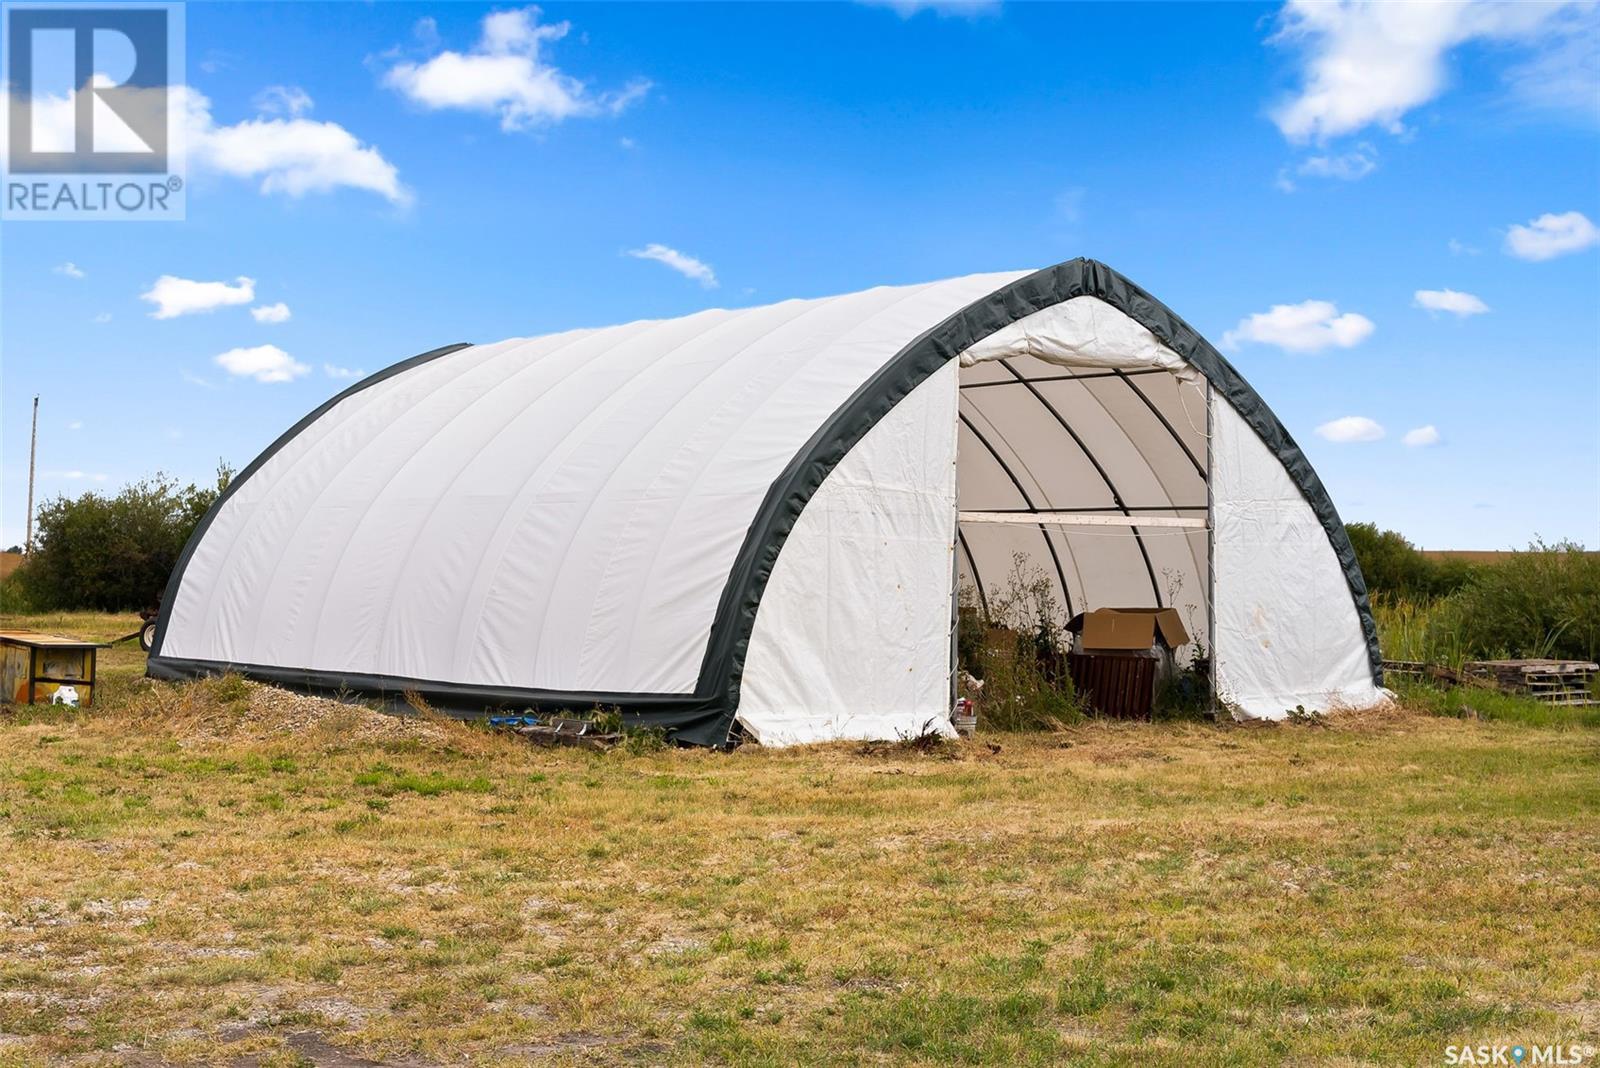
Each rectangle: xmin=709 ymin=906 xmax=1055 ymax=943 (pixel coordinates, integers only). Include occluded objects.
xmin=148 ymin=260 xmax=1387 ymax=745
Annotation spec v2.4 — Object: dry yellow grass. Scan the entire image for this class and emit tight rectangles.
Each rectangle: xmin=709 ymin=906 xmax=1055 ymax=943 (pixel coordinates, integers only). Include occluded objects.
xmin=1 ymin=613 xmax=1597 ymax=1066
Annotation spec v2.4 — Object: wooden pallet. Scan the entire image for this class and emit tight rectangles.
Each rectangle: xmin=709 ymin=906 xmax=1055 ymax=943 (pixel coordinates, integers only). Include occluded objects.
xmin=1462 ymin=660 xmax=1600 ymax=707
xmin=1382 ymin=660 xmax=1483 ymax=688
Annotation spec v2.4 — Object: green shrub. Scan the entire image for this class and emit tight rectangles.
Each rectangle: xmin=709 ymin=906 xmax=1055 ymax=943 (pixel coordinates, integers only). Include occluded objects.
xmin=6 ymin=464 xmax=231 ymax=612
xmin=1346 ymin=522 xmax=1478 ymax=599
xmin=1426 ymin=540 xmax=1599 ymax=663
xmin=959 ymin=555 xmax=1086 ymax=731
xmin=0 ymin=568 xmax=38 ymax=612
xmin=1373 ymin=541 xmax=1599 ymax=666
xmin=1153 ymin=652 xmax=1212 ymax=720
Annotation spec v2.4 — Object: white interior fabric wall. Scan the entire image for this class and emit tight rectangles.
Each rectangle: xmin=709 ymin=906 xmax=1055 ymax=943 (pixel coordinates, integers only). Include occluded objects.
xmin=1210 ymin=395 xmax=1387 ymax=717
xmin=738 ymin=362 xmax=961 ymax=745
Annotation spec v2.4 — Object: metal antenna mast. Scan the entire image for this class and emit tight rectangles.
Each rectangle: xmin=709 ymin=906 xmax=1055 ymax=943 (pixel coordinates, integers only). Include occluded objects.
xmin=25 ymin=395 xmax=38 ymax=552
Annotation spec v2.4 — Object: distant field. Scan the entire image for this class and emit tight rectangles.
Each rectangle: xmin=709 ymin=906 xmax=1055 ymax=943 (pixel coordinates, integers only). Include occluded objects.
xmin=1419 ymin=549 xmax=1600 ymax=565
xmin=1 ymin=612 xmax=1597 ymax=1066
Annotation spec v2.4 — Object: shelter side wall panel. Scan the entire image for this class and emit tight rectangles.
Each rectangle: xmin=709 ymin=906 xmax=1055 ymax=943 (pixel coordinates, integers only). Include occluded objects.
xmin=738 ymin=362 xmax=961 ymax=746
xmin=1210 ymin=397 xmax=1386 ymax=718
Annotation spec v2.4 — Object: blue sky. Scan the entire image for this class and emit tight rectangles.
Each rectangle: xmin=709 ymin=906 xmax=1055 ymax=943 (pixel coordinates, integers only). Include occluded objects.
xmin=2 ymin=0 xmax=1597 ymax=550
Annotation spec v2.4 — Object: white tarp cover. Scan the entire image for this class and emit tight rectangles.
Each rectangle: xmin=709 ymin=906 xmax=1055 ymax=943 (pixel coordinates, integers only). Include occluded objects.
xmin=157 ymin=273 xmax=1026 ymax=694
xmin=959 ymin=296 xmax=1197 ymax=380
xmin=153 ymin=261 xmax=1383 ymax=744
xmin=738 ymin=363 xmax=960 ymax=745
xmin=1210 ymin=394 xmax=1388 ymax=717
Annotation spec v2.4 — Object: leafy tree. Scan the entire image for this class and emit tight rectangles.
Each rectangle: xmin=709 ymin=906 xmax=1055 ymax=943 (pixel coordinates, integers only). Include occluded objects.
xmin=6 ymin=463 xmax=232 ymax=611
xmin=1346 ymin=521 xmax=1477 ymax=599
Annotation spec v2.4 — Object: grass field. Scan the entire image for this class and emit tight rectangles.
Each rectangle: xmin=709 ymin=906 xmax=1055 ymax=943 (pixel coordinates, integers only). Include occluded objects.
xmin=2 ymin=613 xmax=1597 ymax=1066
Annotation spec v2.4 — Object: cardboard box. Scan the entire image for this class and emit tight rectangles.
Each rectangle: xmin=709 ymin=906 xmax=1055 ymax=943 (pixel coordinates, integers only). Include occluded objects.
xmin=1066 ymin=608 xmax=1190 ymax=653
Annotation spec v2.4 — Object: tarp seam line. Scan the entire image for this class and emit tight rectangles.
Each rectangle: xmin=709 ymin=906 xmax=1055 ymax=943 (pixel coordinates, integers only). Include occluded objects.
xmin=198 ymin=341 xmax=504 ymax=654
xmin=306 ymin=335 xmax=592 ymax=665
xmin=365 ymin=322 xmax=699 ymax=680
xmin=453 ymin=312 xmax=801 ymax=681
xmin=608 ymin=286 xmax=964 ymax=685
xmin=146 ymin=341 xmax=473 ymax=661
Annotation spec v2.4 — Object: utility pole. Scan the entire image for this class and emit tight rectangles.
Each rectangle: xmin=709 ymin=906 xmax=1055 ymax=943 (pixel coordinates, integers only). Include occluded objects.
xmin=25 ymin=395 xmax=38 ymax=553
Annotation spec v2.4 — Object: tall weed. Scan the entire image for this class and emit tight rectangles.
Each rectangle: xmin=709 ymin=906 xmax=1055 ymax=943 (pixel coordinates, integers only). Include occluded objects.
xmin=958 ymin=554 xmax=1086 ymax=731
xmin=1373 ymin=542 xmax=1599 ymax=665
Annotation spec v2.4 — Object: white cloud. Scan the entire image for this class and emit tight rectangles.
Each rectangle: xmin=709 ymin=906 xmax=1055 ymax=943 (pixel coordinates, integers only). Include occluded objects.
xmin=323 ymin=363 xmax=365 ymax=380
xmin=1316 ymin=416 xmax=1386 ymax=443
xmin=625 ymin=243 xmax=718 ymax=288
xmin=141 ymin=275 xmax=256 ymax=319
xmin=1 ymin=83 xmax=406 ymax=204
xmin=1504 ymin=210 xmax=1600 ymax=260
xmin=1269 ymin=0 xmax=1588 ymax=143
xmin=54 ymin=262 xmax=86 ymax=279
xmin=251 ymin=302 xmax=292 ymax=324
xmin=384 ymin=8 xmax=651 ymax=132
xmin=252 ymin=85 xmax=313 ymax=117
xmin=860 ymin=0 xmax=1002 ymax=17
xmin=1403 ymin=425 xmax=1442 ymax=447
xmin=44 ymin=470 xmax=108 ymax=482
xmin=1298 ymin=145 xmax=1378 ymax=181
xmin=1414 ymin=288 xmax=1490 ymax=316
xmin=1276 ymin=144 xmax=1377 ymax=191
xmin=1447 ymin=238 xmax=1481 ymax=256
xmin=182 ymin=86 xmax=410 ymax=205
xmin=92 ymin=312 xmax=112 ymax=324
xmin=66 ymin=421 xmax=82 ymax=431
xmin=214 ymin=344 xmax=310 ymax=383
xmin=410 ymin=15 xmax=442 ymax=49
xmin=1222 ymin=299 xmax=1375 ymax=353
xmin=1503 ymin=8 xmax=1600 ymax=124
xmin=180 ymin=369 xmax=217 ymax=389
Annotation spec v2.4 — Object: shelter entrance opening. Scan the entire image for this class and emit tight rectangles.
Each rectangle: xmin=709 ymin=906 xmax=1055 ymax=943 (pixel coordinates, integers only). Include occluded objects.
xmin=953 ymin=353 xmax=1213 ymax=687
